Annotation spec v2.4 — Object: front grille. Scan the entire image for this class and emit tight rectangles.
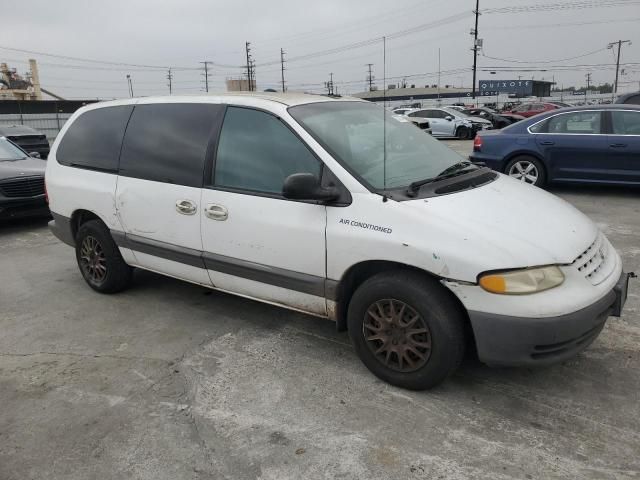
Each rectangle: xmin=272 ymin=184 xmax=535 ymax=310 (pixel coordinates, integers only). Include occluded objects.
xmin=571 ymin=233 xmax=614 ymax=285
xmin=0 ymin=176 xmax=45 ymax=198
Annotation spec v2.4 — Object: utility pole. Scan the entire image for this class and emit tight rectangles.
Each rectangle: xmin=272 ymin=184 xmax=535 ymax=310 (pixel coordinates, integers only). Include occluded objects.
xmin=167 ymin=68 xmax=173 ymax=95
xmin=200 ymin=61 xmax=212 ymax=93
xmin=471 ymin=0 xmax=481 ymax=100
xmin=608 ymin=40 xmax=631 ymax=99
xmin=245 ymin=42 xmax=253 ymax=92
xmin=325 ymin=73 xmax=334 ymax=95
xmin=585 ymin=72 xmax=591 ymax=101
xmin=437 ymin=48 xmax=441 ymax=103
xmin=280 ymin=48 xmax=286 ymax=92
xmin=126 ymin=74 xmax=133 ymax=97
xmin=366 ymin=63 xmax=374 ymax=91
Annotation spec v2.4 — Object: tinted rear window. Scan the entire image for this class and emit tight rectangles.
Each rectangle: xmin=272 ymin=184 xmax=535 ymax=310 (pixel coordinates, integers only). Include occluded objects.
xmin=119 ymin=103 xmax=223 ymax=187
xmin=56 ymin=106 xmax=133 ymax=172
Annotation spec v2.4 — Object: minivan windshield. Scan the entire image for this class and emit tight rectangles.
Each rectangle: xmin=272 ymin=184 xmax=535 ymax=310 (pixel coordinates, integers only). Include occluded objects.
xmin=289 ymin=102 xmax=465 ymax=190
xmin=0 ymin=138 xmax=27 ymax=161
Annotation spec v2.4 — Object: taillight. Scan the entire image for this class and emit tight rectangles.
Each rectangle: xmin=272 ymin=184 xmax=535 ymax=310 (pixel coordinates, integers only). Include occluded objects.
xmin=473 ymin=135 xmax=483 ymax=151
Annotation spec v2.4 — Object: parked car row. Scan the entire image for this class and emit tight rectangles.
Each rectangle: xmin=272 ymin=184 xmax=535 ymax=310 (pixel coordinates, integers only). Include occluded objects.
xmin=471 ymin=105 xmax=640 ymax=187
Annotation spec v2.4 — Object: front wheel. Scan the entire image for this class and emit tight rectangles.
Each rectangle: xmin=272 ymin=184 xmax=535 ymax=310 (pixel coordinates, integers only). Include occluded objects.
xmin=347 ymin=271 xmax=466 ymax=390
xmin=456 ymin=126 xmax=472 ymax=140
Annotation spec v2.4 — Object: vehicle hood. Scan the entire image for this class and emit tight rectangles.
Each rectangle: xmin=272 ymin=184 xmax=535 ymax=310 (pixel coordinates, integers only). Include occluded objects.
xmin=0 ymin=157 xmax=46 ymax=181
xmin=401 ymin=174 xmax=597 ymax=280
xmin=466 ymin=116 xmax=492 ymax=124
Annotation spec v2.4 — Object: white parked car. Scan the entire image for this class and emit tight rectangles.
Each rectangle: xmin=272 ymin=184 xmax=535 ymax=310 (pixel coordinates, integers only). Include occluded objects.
xmin=407 ymin=107 xmax=492 ymax=139
xmin=46 ymin=93 xmax=631 ymax=390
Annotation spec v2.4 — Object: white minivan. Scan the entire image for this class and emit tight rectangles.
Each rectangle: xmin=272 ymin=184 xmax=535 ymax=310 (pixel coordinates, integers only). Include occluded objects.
xmin=46 ymin=93 xmax=632 ymax=390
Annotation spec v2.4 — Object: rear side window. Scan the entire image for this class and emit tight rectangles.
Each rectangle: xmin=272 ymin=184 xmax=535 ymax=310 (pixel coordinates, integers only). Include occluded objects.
xmin=547 ymin=111 xmax=602 ymax=134
xmin=611 ymin=111 xmax=640 ymax=135
xmin=119 ymin=103 xmax=222 ymax=187
xmin=213 ymin=107 xmax=320 ymax=194
xmin=56 ymin=106 xmax=133 ymax=172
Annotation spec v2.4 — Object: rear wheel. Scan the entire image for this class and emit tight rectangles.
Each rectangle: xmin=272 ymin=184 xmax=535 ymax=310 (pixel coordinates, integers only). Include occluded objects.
xmin=504 ymin=155 xmax=546 ymax=187
xmin=347 ymin=271 xmax=466 ymax=390
xmin=75 ymin=220 xmax=132 ymax=293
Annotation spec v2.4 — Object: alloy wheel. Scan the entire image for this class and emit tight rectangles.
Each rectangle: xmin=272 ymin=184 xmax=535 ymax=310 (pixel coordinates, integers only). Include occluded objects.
xmin=362 ymin=299 xmax=432 ymax=372
xmin=79 ymin=235 xmax=107 ymax=283
xmin=508 ymin=160 xmax=539 ymax=184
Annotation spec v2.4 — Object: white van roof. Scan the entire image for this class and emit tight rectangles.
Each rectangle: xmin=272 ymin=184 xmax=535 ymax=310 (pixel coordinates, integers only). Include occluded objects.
xmin=88 ymin=92 xmax=365 ymax=109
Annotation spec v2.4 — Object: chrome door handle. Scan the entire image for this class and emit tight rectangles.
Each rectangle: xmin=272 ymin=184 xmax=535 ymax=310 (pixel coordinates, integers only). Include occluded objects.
xmin=175 ymin=199 xmax=197 ymax=215
xmin=205 ymin=204 xmax=228 ymax=221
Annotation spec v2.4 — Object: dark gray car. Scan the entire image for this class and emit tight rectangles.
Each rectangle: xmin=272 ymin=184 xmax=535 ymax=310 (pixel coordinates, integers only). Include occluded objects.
xmin=0 ymin=137 xmax=49 ymax=220
xmin=0 ymin=125 xmax=50 ymax=159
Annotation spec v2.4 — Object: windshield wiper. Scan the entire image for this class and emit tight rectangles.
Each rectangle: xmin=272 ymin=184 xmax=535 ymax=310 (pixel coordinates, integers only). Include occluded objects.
xmin=406 ymin=161 xmax=477 ymax=196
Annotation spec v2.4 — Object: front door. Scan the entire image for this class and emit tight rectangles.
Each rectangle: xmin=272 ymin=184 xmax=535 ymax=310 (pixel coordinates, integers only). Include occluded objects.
xmin=116 ymin=102 xmax=224 ymax=285
xmin=200 ymin=106 xmax=328 ymax=315
xmin=607 ymin=109 xmax=640 ymax=183
xmin=534 ymin=110 xmax=609 ymax=183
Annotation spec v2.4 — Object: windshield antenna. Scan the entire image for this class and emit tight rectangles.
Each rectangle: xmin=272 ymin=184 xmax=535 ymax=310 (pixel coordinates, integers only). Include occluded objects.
xmin=382 ymin=35 xmax=387 ymax=197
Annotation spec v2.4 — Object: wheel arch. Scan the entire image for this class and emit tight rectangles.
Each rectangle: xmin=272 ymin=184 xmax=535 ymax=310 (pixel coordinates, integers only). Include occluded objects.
xmin=332 ymin=260 xmax=472 ymax=340
xmin=69 ymin=209 xmax=106 ymax=241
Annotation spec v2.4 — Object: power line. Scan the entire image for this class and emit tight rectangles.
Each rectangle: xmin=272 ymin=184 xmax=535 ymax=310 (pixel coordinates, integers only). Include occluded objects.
xmin=483 ymin=0 xmax=640 ymax=14
xmin=482 ymin=47 xmax=609 ymax=64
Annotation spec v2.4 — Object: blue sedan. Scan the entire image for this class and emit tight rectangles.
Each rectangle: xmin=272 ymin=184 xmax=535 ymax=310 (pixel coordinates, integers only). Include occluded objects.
xmin=470 ymin=105 xmax=640 ymax=187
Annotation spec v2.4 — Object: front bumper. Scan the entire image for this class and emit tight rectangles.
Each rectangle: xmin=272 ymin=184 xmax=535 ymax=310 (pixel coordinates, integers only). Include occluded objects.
xmin=0 ymin=196 xmax=49 ymax=220
xmin=469 ymin=271 xmax=632 ymax=367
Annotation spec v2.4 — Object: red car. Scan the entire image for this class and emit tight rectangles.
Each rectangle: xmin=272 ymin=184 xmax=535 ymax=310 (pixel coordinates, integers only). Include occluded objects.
xmin=510 ymin=102 xmax=560 ymax=118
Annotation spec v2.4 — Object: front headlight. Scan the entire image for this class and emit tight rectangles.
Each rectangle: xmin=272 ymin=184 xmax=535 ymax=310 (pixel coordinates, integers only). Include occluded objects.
xmin=478 ymin=266 xmax=564 ymax=294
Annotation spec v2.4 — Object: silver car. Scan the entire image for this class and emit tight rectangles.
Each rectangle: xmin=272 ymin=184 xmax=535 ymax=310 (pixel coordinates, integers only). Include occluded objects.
xmin=407 ymin=107 xmax=492 ymax=139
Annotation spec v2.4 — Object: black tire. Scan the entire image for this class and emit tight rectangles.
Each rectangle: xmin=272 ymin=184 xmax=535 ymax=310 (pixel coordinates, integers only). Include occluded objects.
xmin=504 ymin=155 xmax=547 ymax=187
xmin=347 ymin=270 xmax=466 ymax=390
xmin=456 ymin=126 xmax=472 ymax=140
xmin=75 ymin=219 xmax=132 ymax=293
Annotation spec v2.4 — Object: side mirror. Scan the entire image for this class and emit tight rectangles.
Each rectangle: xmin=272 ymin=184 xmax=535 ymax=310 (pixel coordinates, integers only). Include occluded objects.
xmin=29 ymin=152 xmax=41 ymax=159
xmin=445 ymin=115 xmax=454 ymax=121
xmin=282 ymin=173 xmax=339 ymax=202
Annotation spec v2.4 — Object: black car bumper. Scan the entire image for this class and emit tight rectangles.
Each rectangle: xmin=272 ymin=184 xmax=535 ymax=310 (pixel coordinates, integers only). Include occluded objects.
xmin=469 ymin=271 xmax=632 ymax=367
xmin=0 ymin=196 xmax=49 ymax=220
